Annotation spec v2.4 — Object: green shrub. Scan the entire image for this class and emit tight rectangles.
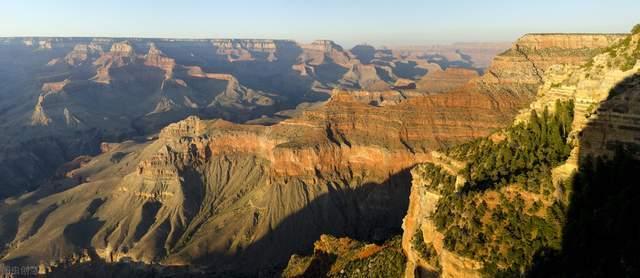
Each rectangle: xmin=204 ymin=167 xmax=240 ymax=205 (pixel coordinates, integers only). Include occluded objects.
xmin=415 ymin=163 xmax=456 ymax=194
xmin=340 ymin=236 xmax=406 ymax=278
xmin=429 ymin=101 xmax=575 ymax=275
xmin=411 ymin=231 xmax=439 ymax=269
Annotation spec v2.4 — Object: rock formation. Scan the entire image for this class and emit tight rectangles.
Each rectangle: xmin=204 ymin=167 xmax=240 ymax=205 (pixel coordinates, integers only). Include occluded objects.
xmin=417 ymin=68 xmax=480 ymax=93
xmin=340 ymin=64 xmax=391 ymax=90
xmin=184 ymin=66 xmax=278 ymax=111
xmin=0 ymin=84 xmax=522 ymax=274
xmin=300 ymin=40 xmax=352 ymax=67
xmin=473 ymin=33 xmax=625 ymax=96
xmin=144 ymin=43 xmax=175 ymax=79
xmin=283 ymin=234 xmax=406 ymax=277
xmin=0 ymin=32 xmax=623 ymax=276
xmin=30 ymin=95 xmax=52 ymax=126
xmin=401 ymin=30 xmax=640 ymax=277
xmin=63 ymin=107 xmax=82 ymax=127
xmin=90 ymin=41 xmax=138 ymax=83
xmin=514 ymin=33 xmax=625 ymax=49
xmin=61 ymin=43 xmax=104 ymax=66
xmin=211 ymin=39 xmax=287 ymax=62
xmin=517 ymin=30 xmax=640 ymax=167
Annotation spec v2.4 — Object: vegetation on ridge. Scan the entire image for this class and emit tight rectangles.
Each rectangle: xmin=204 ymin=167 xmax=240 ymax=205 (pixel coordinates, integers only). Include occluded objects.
xmin=412 ymin=163 xmax=456 ymax=195
xmin=449 ymin=100 xmax=574 ymax=193
xmin=632 ymin=24 xmax=640 ymax=35
xmin=600 ymin=24 xmax=640 ymax=71
xmin=427 ymin=100 xmax=575 ymax=276
xmin=411 ymin=231 xmax=441 ymax=271
xmin=282 ymin=235 xmax=406 ymax=278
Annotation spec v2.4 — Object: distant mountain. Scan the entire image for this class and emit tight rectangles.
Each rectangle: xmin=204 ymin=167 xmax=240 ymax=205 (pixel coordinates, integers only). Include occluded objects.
xmin=0 ymin=37 xmax=502 ymax=198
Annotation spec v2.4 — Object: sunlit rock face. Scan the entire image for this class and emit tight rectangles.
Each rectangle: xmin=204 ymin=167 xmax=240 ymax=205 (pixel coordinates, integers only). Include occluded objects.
xmin=417 ymin=67 xmax=480 ymax=93
xmin=401 ymin=31 xmax=640 ymax=277
xmin=0 ymin=83 xmax=522 ymax=274
xmin=144 ymin=43 xmax=176 ymax=79
xmin=0 ymin=36 xmax=502 ymax=198
xmin=0 ymin=31 xmax=623 ymax=276
xmin=474 ymin=33 xmax=626 ymax=96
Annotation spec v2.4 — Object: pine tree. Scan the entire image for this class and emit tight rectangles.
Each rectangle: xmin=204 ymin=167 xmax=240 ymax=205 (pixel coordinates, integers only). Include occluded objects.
xmin=529 ymin=110 xmax=541 ymax=139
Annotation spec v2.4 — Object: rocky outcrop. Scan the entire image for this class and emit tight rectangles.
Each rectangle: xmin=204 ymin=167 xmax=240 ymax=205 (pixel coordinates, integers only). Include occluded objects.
xmin=63 ymin=43 xmax=104 ymax=66
xmin=212 ymin=39 xmax=280 ymax=52
xmin=38 ymin=40 xmax=53 ymax=49
xmin=514 ymin=33 xmax=626 ymax=49
xmin=211 ymin=39 xmax=286 ymax=62
xmin=402 ymin=155 xmax=482 ymax=278
xmin=30 ymin=95 xmax=51 ymax=126
xmin=184 ymin=66 xmax=244 ymax=82
xmin=291 ymin=63 xmax=314 ymax=76
xmin=351 ymin=44 xmax=377 ymax=64
xmin=417 ymin=68 xmax=479 ymax=93
xmin=340 ymin=64 xmax=391 ymax=90
xmin=63 ymin=107 xmax=82 ymax=127
xmin=144 ymin=43 xmax=175 ymax=79
xmin=146 ymin=97 xmax=178 ymax=115
xmin=109 ymin=41 xmax=135 ymax=57
xmin=0 ymin=83 xmax=522 ymax=274
xmin=64 ymin=44 xmax=90 ymax=66
xmin=402 ymin=30 xmax=639 ymax=277
xmin=473 ymin=33 xmax=626 ymax=96
xmin=300 ymin=40 xmax=352 ymax=67
xmin=185 ymin=66 xmax=278 ymax=110
xmin=31 ymin=77 xmax=72 ymax=127
xmin=91 ymin=64 xmax=112 ymax=84
xmin=90 ymin=41 xmax=137 ymax=83
xmin=41 ymin=79 xmax=69 ymax=94
xmin=516 ymin=30 xmax=640 ymax=167
xmin=283 ymin=234 xmax=406 ymax=277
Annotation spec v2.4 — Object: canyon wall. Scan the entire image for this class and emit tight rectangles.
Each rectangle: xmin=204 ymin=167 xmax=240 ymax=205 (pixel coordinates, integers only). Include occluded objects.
xmin=473 ymin=33 xmax=625 ymax=97
xmin=0 ymin=32 xmax=624 ymax=276
xmin=402 ymin=31 xmax=639 ymax=277
xmin=0 ymin=36 xmax=502 ymax=198
xmin=0 ymin=86 xmax=520 ymax=274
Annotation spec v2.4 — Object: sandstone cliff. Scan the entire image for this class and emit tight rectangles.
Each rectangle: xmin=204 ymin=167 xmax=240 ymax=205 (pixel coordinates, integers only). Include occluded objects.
xmin=417 ymin=68 xmax=479 ymax=93
xmin=282 ymin=234 xmax=406 ymax=277
xmin=1 ymin=33 xmax=618 ymax=276
xmin=144 ymin=43 xmax=175 ymax=79
xmin=300 ymin=40 xmax=352 ymax=67
xmin=91 ymin=41 xmax=137 ymax=83
xmin=402 ymin=30 xmax=639 ymax=277
xmin=473 ymin=33 xmax=625 ymax=97
xmin=0 ymin=85 xmax=521 ymax=274
xmin=61 ymin=43 xmax=103 ymax=66
xmin=2 ymin=37 xmax=460 ymax=199
xmin=212 ymin=39 xmax=271 ymax=61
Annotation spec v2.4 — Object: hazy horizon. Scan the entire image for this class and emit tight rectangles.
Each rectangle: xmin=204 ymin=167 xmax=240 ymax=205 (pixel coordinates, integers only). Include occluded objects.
xmin=2 ymin=0 xmax=639 ymax=48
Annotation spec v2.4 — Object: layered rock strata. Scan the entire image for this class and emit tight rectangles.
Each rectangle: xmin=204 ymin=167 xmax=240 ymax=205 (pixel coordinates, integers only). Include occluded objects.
xmin=402 ymin=31 xmax=639 ymax=277
xmin=0 ymin=86 xmax=520 ymax=274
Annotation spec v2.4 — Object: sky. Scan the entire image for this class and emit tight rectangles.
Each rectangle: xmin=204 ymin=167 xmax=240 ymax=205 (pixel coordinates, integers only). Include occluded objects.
xmin=1 ymin=0 xmax=639 ymax=47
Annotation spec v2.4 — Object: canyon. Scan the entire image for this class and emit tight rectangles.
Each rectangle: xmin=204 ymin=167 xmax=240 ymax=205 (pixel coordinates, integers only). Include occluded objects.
xmin=0 ymin=31 xmax=629 ymax=277
xmin=0 ymin=37 xmax=502 ymax=199
xmin=401 ymin=30 xmax=640 ymax=277
xmin=282 ymin=32 xmax=634 ymax=277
